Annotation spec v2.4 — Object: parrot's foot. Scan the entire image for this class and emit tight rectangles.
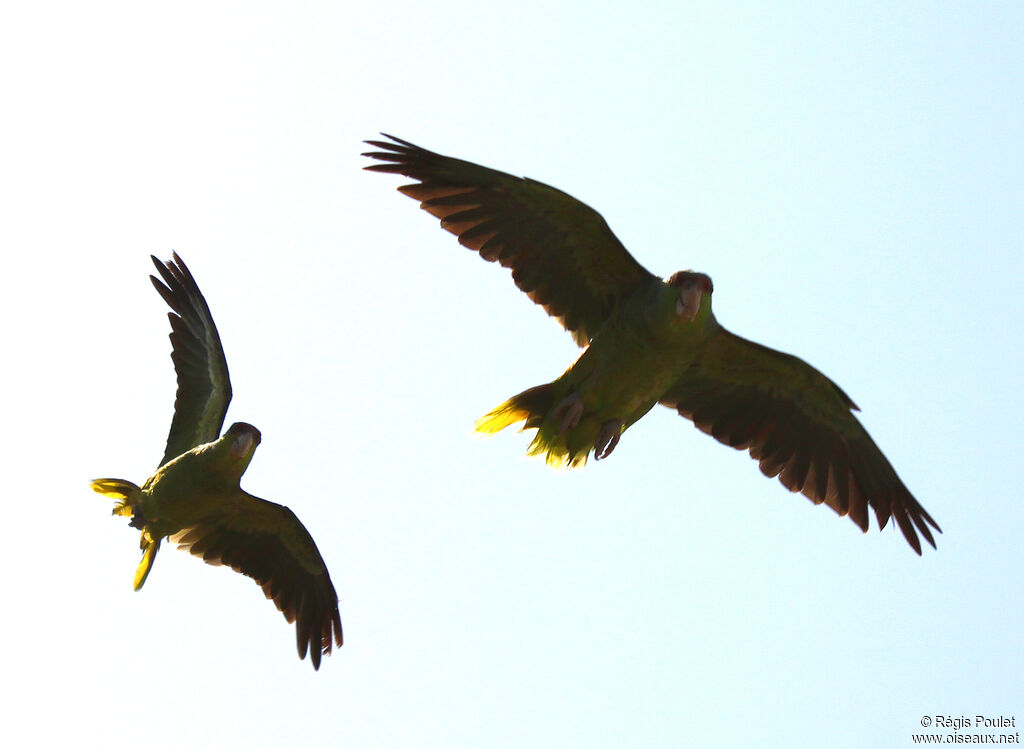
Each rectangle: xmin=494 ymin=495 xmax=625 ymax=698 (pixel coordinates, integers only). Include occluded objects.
xmin=594 ymin=420 xmax=624 ymax=461
xmin=551 ymin=393 xmax=584 ymax=434
xmin=128 ymin=506 xmax=147 ymax=530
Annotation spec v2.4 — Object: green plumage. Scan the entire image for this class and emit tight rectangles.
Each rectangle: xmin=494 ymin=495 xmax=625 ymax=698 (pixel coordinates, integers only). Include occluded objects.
xmin=365 ymin=134 xmax=942 ymax=555
xmin=478 ymin=279 xmax=715 ymax=467
xmin=91 ymin=254 xmax=341 ymax=669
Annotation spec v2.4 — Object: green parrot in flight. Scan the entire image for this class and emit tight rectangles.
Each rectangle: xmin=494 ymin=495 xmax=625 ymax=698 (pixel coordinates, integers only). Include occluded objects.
xmin=363 ymin=134 xmax=941 ymax=555
xmin=91 ymin=254 xmax=343 ymax=669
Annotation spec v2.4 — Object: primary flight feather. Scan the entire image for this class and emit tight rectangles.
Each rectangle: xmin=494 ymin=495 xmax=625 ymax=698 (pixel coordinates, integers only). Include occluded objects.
xmin=91 ymin=254 xmax=343 ymax=669
xmin=363 ymin=134 xmax=941 ymax=555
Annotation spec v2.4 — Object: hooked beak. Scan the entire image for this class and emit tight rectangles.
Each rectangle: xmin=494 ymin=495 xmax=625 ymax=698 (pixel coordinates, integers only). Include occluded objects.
xmin=228 ymin=423 xmax=262 ymax=459
xmin=675 ymin=283 xmax=704 ymax=321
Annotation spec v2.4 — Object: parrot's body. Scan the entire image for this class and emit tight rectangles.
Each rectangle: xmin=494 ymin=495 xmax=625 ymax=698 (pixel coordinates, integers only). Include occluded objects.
xmin=479 ymin=271 xmax=716 ymax=468
xmin=365 ymin=134 xmax=940 ymax=555
xmin=91 ymin=254 xmax=342 ymax=669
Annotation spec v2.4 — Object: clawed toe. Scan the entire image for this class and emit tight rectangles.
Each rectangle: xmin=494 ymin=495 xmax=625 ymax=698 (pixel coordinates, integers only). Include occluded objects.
xmin=594 ymin=420 xmax=624 ymax=460
xmin=551 ymin=393 xmax=584 ymax=434
xmin=128 ymin=508 xmax=147 ymax=530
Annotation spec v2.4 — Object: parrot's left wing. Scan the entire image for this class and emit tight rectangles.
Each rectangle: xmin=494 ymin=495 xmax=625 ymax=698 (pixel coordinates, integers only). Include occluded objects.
xmin=150 ymin=253 xmax=232 ymax=467
xmin=660 ymin=327 xmax=940 ymax=554
xmin=170 ymin=492 xmax=343 ymax=670
xmin=363 ymin=134 xmax=659 ymax=346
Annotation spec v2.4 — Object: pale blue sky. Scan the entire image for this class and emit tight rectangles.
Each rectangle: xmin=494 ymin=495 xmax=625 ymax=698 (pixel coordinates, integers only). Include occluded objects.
xmin=2 ymin=1 xmax=1021 ymax=747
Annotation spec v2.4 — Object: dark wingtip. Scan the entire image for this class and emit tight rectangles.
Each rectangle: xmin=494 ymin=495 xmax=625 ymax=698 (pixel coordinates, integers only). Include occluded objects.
xmin=376 ymin=132 xmax=409 ymax=146
xmin=149 ymin=254 xmax=170 ymax=282
xmin=362 ymin=133 xmax=425 ymax=162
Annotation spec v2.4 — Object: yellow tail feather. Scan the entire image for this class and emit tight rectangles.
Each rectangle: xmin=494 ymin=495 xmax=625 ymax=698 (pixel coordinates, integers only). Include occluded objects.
xmin=475 ymin=383 xmax=557 ymax=435
xmin=90 ymin=478 xmax=142 ymax=518
xmin=525 ymin=425 xmax=593 ymax=470
xmin=474 ymin=399 xmax=533 ymax=434
xmin=134 ymin=533 xmax=160 ymax=591
xmin=475 ymin=384 xmax=593 ymax=469
xmin=90 ymin=478 xmax=158 ymax=589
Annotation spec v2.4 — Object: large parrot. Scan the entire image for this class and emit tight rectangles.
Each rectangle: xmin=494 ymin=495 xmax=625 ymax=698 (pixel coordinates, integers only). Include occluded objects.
xmin=91 ymin=254 xmax=343 ymax=669
xmin=363 ymin=134 xmax=940 ymax=555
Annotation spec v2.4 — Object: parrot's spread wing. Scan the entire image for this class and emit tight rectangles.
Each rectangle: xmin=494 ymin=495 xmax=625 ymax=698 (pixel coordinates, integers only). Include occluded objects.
xmin=150 ymin=253 xmax=232 ymax=467
xmin=170 ymin=492 xmax=343 ymax=670
xmin=363 ymin=134 xmax=659 ymax=346
xmin=660 ymin=328 xmax=940 ymax=554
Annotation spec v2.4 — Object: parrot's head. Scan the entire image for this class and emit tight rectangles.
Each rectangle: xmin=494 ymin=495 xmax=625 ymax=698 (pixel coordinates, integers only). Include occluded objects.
xmin=667 ymin=271 xmax=713 ymax=322
xmin=219 ymin=421 xmax=262 ymax=476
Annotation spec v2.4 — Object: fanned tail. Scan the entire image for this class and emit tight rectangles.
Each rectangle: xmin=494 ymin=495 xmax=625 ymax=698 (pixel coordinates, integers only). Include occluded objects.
xmin=475 ymin=384 xmax=554 ymax=434
xmin=90 ymin=478 xmax=142 ymax=519
xmin=90 ymin=478 xmax=160 ymax=590
xmin=475 ymin=384 xmax=594 ymax=469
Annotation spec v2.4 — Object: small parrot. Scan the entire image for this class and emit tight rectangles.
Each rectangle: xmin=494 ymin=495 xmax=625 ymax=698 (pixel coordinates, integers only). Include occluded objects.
xmin=363 ymin=134 xmax=940 ymax=554
xmin=91 ymin=254 xmax=342 ymax=669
